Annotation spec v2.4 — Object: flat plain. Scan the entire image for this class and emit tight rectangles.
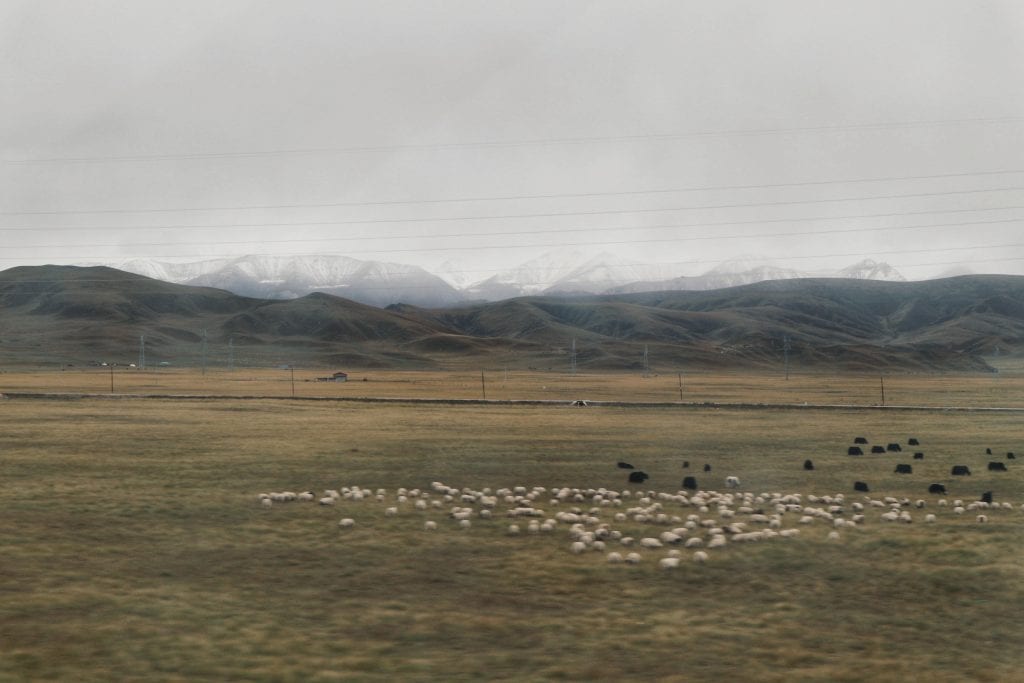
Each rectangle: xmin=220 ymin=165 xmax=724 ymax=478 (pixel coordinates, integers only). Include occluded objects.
xmin=1 ymin=367 xmax=1023 ymax=681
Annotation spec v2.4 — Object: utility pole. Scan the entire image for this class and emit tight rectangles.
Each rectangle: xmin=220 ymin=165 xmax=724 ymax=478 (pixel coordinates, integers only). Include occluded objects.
xmin=228 ymin=337 xmax=234 ymax=371
xmin=783 ymin=335 xmax=791 ymax=381
xmin=570 ymin=337 xmax=577 ymax=375
xmin=109 ymin=364 xmax=114 ymax=393
xmin=678 ymin=372 xmax=683 ymax=401
xmin=138 ymin=335 xmax=145 ymax=371
xmin=201 ymin=328 xmax=208 ymax=376
xmin=480 ymin=371 xmax=486 ymax=399
xmin=643 ymin=344 xmax=649 ymax=377
xmin=880 ymin=375 xmax=885 ymax=407
xmin=290 ymin=366 xmax=295 ymax=397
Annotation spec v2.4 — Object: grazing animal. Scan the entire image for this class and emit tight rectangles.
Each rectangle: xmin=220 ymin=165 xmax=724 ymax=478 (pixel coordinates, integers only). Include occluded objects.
xmin=913 ymin=452 xmax=924 ymax=460
xmin=908 ymin=438 xmax=920 ymax=446
xmin=725 ymin=476 xmax=741 ymax=489
xmin=703 ymin=464 xmax=712 ymax=473
xmin=848 ymin=446 xmax=864 ymax=456
xmin=928 ymin=483 xmax=947 ymax=495
xmin=886 ymin=443 xmax=902 ymax=452
xmin=628 ymin=470 xmax=649 ymax=484
xmin=803 ymin=459 xmax=814 ymax=471
xmin=871 ymin=446 xmax=886 ymax=454
xmin=617 ymin=461 xmax=634 ymax=469
xmin=1008 ymin=452 xmax=1016 ymax=459
xmin=681 ymin=476 xmax=698 ymax=491
xmin=987 ymin=461 xmax=1008 ymax=472
xmin=986 ymin=448 xmax=993 ymax=455
xmin=951 ymin=465 xmax=972 ymax=476
xmin=854 ymin=436 xmax=868 ymax=444
xmin=981 ymin=491 xmax=993 ymax=504
xmin=682 ymin=460 xmax=689 ymax=468
xmin=894 ymin=464 xmax=913 ymax=474
xmin=854 ymin=481 xmax=870 ymax=492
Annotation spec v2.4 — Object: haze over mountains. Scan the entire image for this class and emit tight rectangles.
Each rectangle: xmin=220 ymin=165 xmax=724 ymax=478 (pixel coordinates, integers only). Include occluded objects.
xmin=115 ymin=251 xmax=907 ymax=308
xmin=1 ymin=264 xmax=1019 ymax=373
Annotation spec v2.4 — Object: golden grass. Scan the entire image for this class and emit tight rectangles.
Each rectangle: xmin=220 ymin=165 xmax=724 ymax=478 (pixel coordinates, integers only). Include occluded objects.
xmin=2 ymin=364 xmax=1023 ymax=408
xmin=0 ymin=371 xmax=1022 ymax=681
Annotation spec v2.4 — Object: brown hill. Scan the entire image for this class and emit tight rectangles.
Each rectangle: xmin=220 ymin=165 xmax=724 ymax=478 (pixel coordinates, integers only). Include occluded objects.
xmin=0 ymin=266 xmax=1021 ymax=371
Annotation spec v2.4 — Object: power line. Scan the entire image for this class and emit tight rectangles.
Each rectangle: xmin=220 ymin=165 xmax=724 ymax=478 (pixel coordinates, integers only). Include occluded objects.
xmin=4 ymin=186 xmax=1021 ymax=235
xmin=3 ymin=204 xmax=1022 ymax=251
xmin=4 ymin=216 xmax=1022 ymax=256
xmin=4 ymin=115 xmax=1021 ymax=165
xmin=3 ymin=168 xmax=1023 ymax=217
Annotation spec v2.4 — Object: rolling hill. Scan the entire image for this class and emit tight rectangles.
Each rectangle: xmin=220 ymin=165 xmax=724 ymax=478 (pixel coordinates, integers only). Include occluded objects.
xmin=0 ymin=265 xmax=1021 ymax=372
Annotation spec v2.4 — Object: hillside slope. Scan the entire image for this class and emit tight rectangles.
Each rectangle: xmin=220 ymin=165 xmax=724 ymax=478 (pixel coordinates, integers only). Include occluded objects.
xmin=1 ymin=266 xmax=1021 ymax=371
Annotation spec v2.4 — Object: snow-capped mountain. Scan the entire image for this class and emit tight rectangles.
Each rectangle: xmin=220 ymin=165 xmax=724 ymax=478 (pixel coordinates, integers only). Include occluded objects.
xmin=434 ymin=260 xmax=479 ymax=290
xmin=111 ymin=251 xmax=909 ymax=307
xmin=543 ymin=252 xmax=683 ymax=294
xmin=464 ymin=249 xmax=598 ymax=300
xmin=118 ymin=255 xmax=464 ymax=308
xmin=117 ymin=258 xmax=233 ymax=283
xmin=838 ymin=259 xmax=906 ymax=282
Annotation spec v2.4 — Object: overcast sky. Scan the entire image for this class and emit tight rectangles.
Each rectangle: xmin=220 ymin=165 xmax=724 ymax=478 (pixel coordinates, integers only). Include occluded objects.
xmin=2 ymin=0 xmax=1023 ymax=283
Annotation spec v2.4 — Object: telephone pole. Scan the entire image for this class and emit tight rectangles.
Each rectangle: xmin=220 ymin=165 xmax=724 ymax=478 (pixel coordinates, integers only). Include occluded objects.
xmin=643 ymin=344 xmax=650 ymax=377
xmin=201 ymin=329 xmax=208 ymax=376
xmin=138 ymin=335 xmax=145 ymax=371
xmin=783 ymin=335 xmax=791 ymax=381
xmin=570 ymin=337 xmax=577 ymax=375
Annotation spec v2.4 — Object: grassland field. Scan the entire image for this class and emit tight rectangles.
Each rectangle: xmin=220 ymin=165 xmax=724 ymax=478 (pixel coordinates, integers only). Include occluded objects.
xmin=1 ymin=367 xmax=1023 ymax=681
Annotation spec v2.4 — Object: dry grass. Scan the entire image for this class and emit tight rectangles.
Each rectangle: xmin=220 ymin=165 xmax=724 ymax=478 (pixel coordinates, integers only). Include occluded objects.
xmin=2 ymin=364 xmax=1023 ymax=408
xmin=1 ymin=371 xmax=1022 ymax=681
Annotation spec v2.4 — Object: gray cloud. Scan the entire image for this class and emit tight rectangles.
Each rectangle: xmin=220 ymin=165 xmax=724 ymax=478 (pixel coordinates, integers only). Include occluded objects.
xmin=2 ymin=0 xmax=1022 ymax=280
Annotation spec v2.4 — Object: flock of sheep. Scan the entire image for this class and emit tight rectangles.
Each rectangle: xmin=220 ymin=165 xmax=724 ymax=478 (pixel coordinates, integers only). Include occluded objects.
xmin=255 ymin=443 xmax=1021 ymax=570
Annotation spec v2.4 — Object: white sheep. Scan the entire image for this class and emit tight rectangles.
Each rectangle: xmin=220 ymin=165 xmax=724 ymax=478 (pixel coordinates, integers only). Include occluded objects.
xmin=607 ymin=552 xmax=623 ymax=564
xmin=659 ymin=557 xmax=681 ymax=570
xmin=338 ymin=518 xmax=355 ymax=528
xmin=693 ymin=550 xmax=708 ymax=563
xmin=725 ymin=476 xmax=740 ymax=489
xmin=423 ymin=520 xmax=437 ymax=530
xmin=624 ymin=552 xmax=642 ymax=565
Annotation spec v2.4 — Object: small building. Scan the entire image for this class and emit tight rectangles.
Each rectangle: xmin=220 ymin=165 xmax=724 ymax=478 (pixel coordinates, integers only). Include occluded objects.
xmin=316 ymin=371 xmax=348 ymax=383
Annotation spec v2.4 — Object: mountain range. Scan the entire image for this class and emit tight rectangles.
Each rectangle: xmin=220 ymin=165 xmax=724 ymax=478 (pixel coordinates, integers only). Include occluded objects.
xmin=113 ymin=252 xmax=907 ymax=309
xmin=1 ymin=264 xmax=1019 ymax=372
